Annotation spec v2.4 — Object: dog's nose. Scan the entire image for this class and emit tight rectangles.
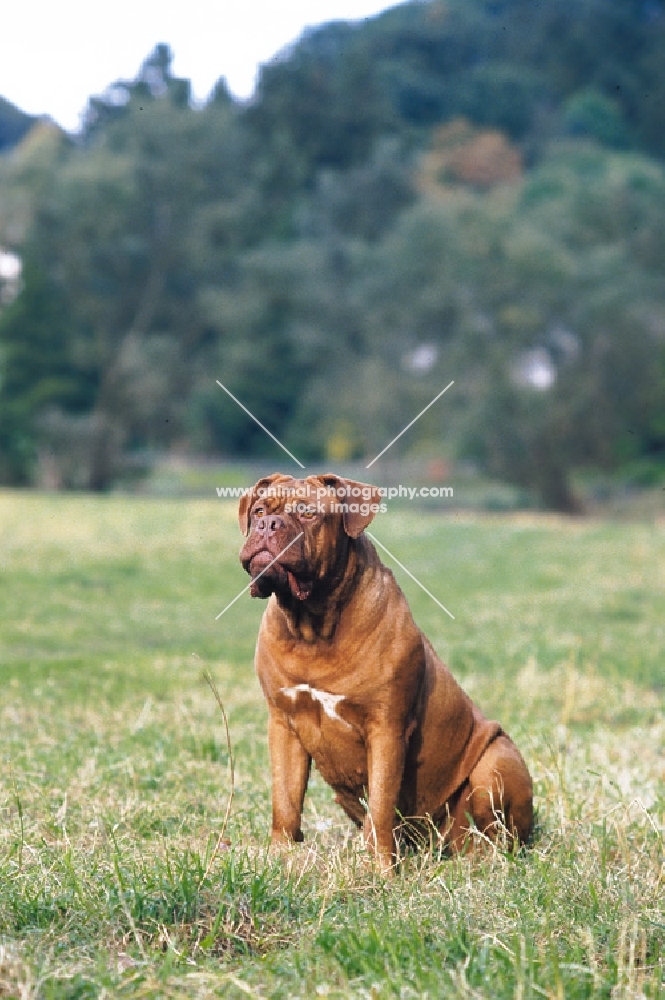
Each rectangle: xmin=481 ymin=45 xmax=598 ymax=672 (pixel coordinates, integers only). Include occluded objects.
xmin=256 ymin=514 xmax=285 ymax=536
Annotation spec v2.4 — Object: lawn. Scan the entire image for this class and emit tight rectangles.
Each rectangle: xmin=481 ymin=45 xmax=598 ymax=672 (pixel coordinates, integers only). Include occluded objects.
xmin=0 ymin=491 xmax=663 ymax=999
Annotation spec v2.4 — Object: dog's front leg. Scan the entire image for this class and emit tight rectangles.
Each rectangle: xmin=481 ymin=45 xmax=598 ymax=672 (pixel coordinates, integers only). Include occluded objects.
xmin=364 ymin=724 xmax=406 ymax=873
xmin=268 ymin=709 xmax=311 ymax=847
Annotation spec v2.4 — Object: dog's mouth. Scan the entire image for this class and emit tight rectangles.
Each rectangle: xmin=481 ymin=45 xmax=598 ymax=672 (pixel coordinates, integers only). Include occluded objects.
xmin=248 ymin=551 xmax=313 ymax=601
xmin=284 ymin=570 xmax=313 ymax=601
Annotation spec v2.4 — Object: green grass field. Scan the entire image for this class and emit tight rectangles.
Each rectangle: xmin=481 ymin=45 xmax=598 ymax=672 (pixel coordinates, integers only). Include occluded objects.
xmin=0 ymin=492 xmax=663 ymax=999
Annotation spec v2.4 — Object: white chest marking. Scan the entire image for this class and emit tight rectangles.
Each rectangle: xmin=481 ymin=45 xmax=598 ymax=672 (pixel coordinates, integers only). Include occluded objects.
xmin=281 ymin=684 xmax=351 ymax=726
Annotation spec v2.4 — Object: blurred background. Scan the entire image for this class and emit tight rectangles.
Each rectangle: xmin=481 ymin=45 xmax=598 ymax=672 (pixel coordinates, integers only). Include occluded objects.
xmin=0 ymin=0 xmax=664 ymax=513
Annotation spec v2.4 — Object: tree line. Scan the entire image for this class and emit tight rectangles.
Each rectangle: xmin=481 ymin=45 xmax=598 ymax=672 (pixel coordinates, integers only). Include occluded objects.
xmin=0 ymin=0 xmax=664 ymax=509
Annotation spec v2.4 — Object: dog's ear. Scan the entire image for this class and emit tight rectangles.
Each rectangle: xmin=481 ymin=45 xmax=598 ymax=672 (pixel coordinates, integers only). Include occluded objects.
xmin=318 ymin=473 xmax=382 ymax=538
xmin=238 ymin=474 xmax=287 ymax=535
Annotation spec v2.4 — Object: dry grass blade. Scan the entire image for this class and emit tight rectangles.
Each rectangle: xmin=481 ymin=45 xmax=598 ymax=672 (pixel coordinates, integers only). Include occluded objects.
xmin=197 ymin=658 xmax=236 ymax=883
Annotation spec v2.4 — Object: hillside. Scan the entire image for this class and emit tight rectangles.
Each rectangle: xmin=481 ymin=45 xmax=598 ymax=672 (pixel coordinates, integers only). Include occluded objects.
xmin=0 ymin=1 xmax=664 ymax=508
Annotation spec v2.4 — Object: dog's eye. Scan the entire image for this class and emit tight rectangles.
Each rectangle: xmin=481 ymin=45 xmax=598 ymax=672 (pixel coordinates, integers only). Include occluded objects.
xmin=253 ymin=506 xmax=265 ymax=518
xmin=300 ymin=508 xmax=317 ymax=520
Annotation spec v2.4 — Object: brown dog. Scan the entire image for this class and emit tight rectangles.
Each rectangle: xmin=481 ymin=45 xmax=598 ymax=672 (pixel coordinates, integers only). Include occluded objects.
xmin=239 ymin=473 xmax=533 ymax=871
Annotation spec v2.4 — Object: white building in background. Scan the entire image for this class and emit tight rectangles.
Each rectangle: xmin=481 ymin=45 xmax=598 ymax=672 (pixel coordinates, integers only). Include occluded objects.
xmin=403 ymin=343 xmax=438 ymax=374
xmin=512 ymin=347 xmax=557 ymax=390
xmin=0 ymin=248 xmax=22 ymax=305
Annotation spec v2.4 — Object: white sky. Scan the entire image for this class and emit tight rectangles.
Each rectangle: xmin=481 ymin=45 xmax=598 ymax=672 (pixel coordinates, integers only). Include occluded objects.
xmin=0 ymin=0 xmax=403 ymax=134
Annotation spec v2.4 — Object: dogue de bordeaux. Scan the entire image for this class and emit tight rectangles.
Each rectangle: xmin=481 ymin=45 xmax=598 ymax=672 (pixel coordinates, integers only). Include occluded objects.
xmin=238 ymin=473 xmax=533 ymax=871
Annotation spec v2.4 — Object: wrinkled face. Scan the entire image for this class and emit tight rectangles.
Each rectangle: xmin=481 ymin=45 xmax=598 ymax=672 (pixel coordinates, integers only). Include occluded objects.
xmin=238 ymin=474 xmax=381 ymax=603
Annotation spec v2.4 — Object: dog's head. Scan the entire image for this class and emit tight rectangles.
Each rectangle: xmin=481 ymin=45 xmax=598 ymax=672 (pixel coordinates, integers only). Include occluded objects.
xmin=238 ymin=473 xmax=382 ymax=602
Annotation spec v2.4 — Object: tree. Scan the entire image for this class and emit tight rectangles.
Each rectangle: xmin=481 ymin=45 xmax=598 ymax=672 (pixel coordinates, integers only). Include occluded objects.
xmin=0 ymin=259 xmax=90 ymax=482
xmin=455 ymin=146 xmax=665 ymax=508
xmin=0 ymin=96 xmax=36 ymax=153
xmin=1 ymin=48 xmax=251 ymax=488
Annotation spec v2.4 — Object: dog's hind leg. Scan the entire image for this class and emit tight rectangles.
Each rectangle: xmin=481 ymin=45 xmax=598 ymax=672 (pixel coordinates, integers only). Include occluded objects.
xmin=464 ymin=734 xmax=533 ymax=848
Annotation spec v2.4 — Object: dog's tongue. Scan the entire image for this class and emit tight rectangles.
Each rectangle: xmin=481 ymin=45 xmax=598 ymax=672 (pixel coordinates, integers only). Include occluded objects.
xmin=287 ymin=571 xmax=312 ymax=601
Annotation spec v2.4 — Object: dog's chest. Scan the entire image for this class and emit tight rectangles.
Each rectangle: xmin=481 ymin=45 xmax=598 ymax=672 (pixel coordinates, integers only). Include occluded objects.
xmin=275 ymin=683 xmax=367 ymax=785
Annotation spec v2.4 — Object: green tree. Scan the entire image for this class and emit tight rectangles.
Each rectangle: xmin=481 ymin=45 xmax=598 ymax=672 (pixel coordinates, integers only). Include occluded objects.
xmin=0 ymin=96 xmax=36 ymax=153
xmin=9 ymin=50 xmax=249 ymax=488
xmin=0 ymin=260 xmax=89 ymax=482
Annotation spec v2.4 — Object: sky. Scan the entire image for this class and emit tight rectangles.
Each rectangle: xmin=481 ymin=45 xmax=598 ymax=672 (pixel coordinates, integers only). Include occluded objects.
xmin=0 ymin=0 xmax=403 ymax=134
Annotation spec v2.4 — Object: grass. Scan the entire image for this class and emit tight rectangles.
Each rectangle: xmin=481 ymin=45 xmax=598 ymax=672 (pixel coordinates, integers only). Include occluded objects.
xmin=0 ymin=491 xmax=663 ymax=999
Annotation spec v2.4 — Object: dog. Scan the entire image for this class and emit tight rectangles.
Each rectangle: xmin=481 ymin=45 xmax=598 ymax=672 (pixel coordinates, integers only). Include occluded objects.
xmin=239 ymin=473 xmax=533 ymax=871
